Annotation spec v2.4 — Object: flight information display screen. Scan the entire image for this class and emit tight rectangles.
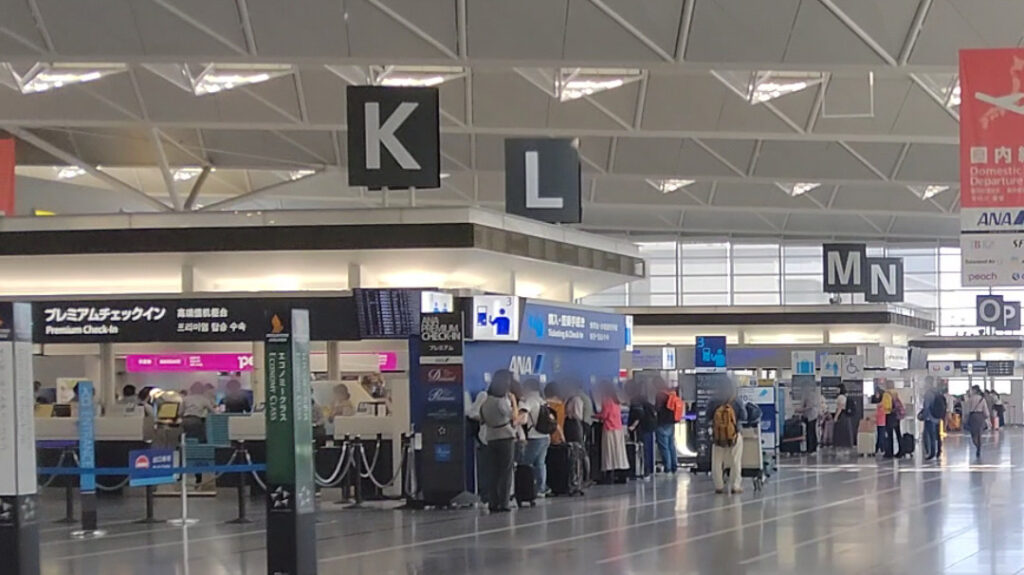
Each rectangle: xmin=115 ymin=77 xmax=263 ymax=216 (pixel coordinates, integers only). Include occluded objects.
xmin=353 ymin=288 xmax=420 ymax=339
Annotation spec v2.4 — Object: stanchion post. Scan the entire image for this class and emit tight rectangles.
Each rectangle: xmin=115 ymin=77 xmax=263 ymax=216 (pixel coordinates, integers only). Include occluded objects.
xmin=227 ymin=445 xmax=252 ymax=525
xmin=333 ymin=437 xmax=352 ymax=505
xmin=348 ymin=439 xmax=364 ymax=509
xmin=55 ymin=447 xmax=76 ymax=523
xmin=168 ymin=433 xmax=198 ymax=527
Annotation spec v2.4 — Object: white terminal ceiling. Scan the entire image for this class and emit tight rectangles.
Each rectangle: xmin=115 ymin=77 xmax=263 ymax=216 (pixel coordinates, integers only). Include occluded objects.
xmin=0 ymin=0 xmax=991 ymax=241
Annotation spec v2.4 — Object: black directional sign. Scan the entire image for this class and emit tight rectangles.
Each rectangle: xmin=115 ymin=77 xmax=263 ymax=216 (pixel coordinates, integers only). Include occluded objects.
xmin=504 ymin=138 xmax=582 ymax=224
xmin=347 ymin=86 xmax=440 ymax=189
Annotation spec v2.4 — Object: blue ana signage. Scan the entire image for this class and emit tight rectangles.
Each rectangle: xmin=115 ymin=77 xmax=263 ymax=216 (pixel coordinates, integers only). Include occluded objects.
xmin=77 ymin=381 xmax=96 ymax=493
xmin=518 ymin=303 xmax=626 ymax=350
xmin=694 ymin=336 xmax=726 ymax=372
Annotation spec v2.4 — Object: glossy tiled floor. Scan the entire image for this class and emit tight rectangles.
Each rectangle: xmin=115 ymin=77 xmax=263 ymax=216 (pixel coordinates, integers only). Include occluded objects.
xmin=37 ymin=429 xmax=1024 ymax=575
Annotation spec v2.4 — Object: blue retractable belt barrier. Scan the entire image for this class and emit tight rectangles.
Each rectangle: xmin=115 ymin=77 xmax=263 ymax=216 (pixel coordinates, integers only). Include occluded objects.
xmin=36 ymin=464 xmax=266 ymax=476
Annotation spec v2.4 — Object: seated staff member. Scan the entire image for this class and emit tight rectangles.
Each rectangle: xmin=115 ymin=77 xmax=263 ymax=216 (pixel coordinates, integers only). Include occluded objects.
xmin=221 ymin=379 xmax=252 ymax=414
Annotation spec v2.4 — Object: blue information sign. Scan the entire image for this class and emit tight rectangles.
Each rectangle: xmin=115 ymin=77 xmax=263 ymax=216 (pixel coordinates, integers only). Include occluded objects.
xmin=518 ymin=303 xmax=626 ymax=350
xmin=695 ymin=336 xmax=727 ymax=371
xmin=128 ymin=449 xmax=177 ymax=487
xmin=77 ymin=381 xmax=96 ymax=493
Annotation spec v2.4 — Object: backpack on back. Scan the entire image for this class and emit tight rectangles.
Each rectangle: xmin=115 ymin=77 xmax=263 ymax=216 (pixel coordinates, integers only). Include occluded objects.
xmin=930 ymin=394 xmax=948 ymax=420
xmin=712 ymin=403 xmax=738 ymax=447
xmin=892 ymin=394 xmax=906 ymax=419
xmin=533 ymin=403 xmax=558 ymax=435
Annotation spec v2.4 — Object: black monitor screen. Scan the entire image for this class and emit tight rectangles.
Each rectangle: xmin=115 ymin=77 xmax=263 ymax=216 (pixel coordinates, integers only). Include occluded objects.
xmin=353 ymin=289 xmax=420 ymax=339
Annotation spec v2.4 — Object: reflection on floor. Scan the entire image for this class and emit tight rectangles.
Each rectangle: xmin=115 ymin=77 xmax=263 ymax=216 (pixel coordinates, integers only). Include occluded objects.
xmin=38 ymin=430 xmax=1024 ymax=575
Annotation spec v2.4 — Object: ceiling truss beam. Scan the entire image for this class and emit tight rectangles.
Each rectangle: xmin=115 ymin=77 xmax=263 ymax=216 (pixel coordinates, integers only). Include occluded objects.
xmin=183 ymin=165 xmax=212 ymax=210
xmin=899 ymin=0 xmax=933 ymax=66
xmin=589 ymin=0 xmax=674 ymax=62
xmin=817 ymin=0 xmax=897 ymax=67
xmin=364 ymin=0 xmax=458 ymax=59
xmin=150 ymin=127 xmax=184 ymax=210
xmin=151 ymin=0 xmax=248 ymax=55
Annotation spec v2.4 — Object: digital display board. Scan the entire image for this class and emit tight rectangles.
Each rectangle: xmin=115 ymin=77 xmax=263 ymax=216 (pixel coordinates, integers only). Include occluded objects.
xmin=353 ymin=289 xmax=420 ymax=339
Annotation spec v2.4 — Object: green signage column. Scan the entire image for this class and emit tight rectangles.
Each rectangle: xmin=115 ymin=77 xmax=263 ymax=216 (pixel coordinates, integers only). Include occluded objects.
xmin=265 ymin=309 xmax=316 ymax=575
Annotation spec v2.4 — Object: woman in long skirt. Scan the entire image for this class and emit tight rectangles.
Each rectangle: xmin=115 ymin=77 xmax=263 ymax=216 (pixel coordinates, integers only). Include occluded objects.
xmin=595 ymin=381 xmax=629 ymax=482
xmin=966 ymin=385 xmax=990 ymax=460
xmin=832 ymin=384 xmax=854 ymax=449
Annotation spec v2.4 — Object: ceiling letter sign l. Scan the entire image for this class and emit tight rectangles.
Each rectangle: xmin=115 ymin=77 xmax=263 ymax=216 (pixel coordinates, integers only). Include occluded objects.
xmin=524 ymin=150 xmax=563 ymax=209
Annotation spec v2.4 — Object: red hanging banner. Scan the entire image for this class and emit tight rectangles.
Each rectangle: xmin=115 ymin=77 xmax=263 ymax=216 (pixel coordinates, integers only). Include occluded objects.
xmin=0 ymin=138 xmax=13 ymax=216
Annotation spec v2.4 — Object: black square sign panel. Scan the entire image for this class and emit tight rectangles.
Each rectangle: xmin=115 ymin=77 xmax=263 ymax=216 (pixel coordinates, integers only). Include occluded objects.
xmin=347 ymin=86 xmax=440 ymax=189
xmin=504 ymin=138 xmax=582 ymax=224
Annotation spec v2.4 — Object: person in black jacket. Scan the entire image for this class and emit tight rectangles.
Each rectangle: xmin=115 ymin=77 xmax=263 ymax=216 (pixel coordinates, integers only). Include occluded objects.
xmin=626 ymin=379 xmax=657 ymax=477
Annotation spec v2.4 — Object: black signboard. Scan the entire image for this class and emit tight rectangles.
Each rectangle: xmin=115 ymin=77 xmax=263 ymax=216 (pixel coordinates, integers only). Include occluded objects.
xmin=29 ymin=297 xmax=358 ymax=343
xmin=346 ymin=86 xmax=441 ymax=189
xmin=985 ymin=361 xmax=1015 ymax=376
xmin=504 ymin=138 xmax=582 ymax=224
xmin=693 ymin=372 xmax=721 ymax=473
xmin=353 ymin=289 xmax=419 ymax=339
xmin=419 ymin=313 xmax=463 ymax=358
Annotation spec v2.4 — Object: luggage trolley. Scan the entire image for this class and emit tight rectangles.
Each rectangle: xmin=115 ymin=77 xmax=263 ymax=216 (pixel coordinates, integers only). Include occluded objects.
xmin=740 ymin=426 xmax=773 ymax=492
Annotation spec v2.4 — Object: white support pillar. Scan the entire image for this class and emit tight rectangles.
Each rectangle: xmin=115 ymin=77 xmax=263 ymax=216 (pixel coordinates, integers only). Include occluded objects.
xmin=252 ymin=341 xmax=266 ymax=406
xmin=99 ymin=343 xmax=116 ymax=410
xmin=181 ymin=261 xmax=195 ymax=294
xmin=348 ymin=263 xmax=363 ymax=290
xmin=509 ymin=271 xmax=518 ymax=295
xmin=326 ymin=341 xmax=341 ymax=381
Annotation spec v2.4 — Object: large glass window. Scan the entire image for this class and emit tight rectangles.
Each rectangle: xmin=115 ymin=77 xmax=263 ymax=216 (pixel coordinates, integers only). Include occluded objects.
xmin=578 ymin=240 xmax=1009 ymax=336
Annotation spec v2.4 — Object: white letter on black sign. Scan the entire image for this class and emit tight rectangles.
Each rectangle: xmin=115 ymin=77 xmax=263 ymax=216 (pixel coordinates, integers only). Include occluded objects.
xmin=525 ymin=151 xmax=563 ymax=209
xmin=365 ymin=102 xmax=420 ymax=170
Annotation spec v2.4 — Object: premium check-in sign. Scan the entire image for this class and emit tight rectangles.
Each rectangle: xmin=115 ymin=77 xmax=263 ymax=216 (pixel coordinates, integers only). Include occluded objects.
xmin=347 ymin=86 xmax=440 ymax=189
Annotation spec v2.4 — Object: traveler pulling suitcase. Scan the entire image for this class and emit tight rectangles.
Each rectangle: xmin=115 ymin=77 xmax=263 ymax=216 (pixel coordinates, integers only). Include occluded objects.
xmin=515 ymin=464 xmax=537 ymax=507
xmin=546 ymin=443 xmax=584 ymax=496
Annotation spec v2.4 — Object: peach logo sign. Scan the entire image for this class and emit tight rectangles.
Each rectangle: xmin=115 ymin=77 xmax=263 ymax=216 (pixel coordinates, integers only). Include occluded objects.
xmin=126 ymin=353 xmax=255 ymax=373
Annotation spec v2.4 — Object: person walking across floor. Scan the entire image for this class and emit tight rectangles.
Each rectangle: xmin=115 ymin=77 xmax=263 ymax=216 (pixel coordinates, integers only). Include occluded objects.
xmin=653 ymin=377 xmax=682 ymax=473
xmin=707 ymin=377 xmax=759 ymax=494
xmin=479 ymin=369 xmax=519 ymax=513
xmin=594 ymin=381 xmax=629 ymax=482
xmin=967 ymin=385 xmax=991 ymax=460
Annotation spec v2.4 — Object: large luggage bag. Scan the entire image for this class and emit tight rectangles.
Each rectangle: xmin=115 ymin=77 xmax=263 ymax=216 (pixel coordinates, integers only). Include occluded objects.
xmin=546 ymin=443 xmax=584 ymax=496
xmin=899 ymin=433 xmax=915 ymax=457
xmin=857 ymin=432 xmax=876 ymax=456
xmin=779 ymin=418 xmax=804 ymax=455
xmin=514 ymin=464 xmax=537 ymax=507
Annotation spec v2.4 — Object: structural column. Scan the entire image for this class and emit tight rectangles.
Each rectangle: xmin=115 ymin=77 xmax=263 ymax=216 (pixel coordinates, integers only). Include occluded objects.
xmin=252 ymin=341 xmax=266 ymax=406
xmin=325 ymin=341 xmax=341 ymax=381
xmin=0 ymin=303 xmax=40 ymax=575
xmin=99 ymin=343 xmax=116 ymax=410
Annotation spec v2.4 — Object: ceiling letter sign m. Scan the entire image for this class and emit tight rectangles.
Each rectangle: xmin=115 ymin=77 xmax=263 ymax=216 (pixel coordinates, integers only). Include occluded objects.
xmin=347 ymin=86 xmax=440 ymax=189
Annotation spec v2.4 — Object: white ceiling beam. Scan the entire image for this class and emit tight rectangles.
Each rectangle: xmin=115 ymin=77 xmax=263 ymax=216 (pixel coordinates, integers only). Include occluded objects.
xmin=827 ymin=184 xmax=839 ymax=208
xmin=235 ymin=0 xmax=258 ymax=55
xmin=858 ymin=214 xmax=885 ymax=234
xmin=908 ymin=73 xmax=960 ymax=123
xmin=746 ymin=140 xmax=763 ymax=176
xmin=151 ymin=127 xmax=185 ymax=210
xmin=183 ymin=166 xmax=212 ymax=210
xmin=240 ymin=86 xmax=302 ymax=123
xmin=589 ymin=0 xmax=674 ymax=62
xmin=890 ymin=143 xmax=911 ymax=180
xmin=839 ymin=141 xmax=889 ymax=180
xmin=270 ymin=130 xmax=330 ymax=165
xmin=753 ymin=212 xmax=781 ymax=231
xmin=676 ymin=0 xmax=695 ymax=62
xmin=456 ymin=0 xmax=469 ymax=59
xmin=762 ymin=102 xmax=805 ymax=134
xmin=7 ymin=126 xmax=171 ymax=212
xmin=805 ymin=80 xmax=827 ymax=133
xmin=199 ymin=169 xmax=329 ymax=210
xmin=293 ymin=71 xmax=310 ymax=124
xmin=633 ymin=71 xmax=649 ymax=130
xmin=0 ymin=117 xmax=960 ymax=145
xmin=0 ymin=25 xmax=45 ymax=53
xmin=364 ymin=0 xmax=458 ymax=59
xmin=151 ymin=0 xmax=248 ymax=55
xmin=817 ymin=0 xmax=898 ymax=67
xmin=690 ymin=138 xmax=746 ymax=177
xmin=582 ymin=95 xmax=633 ymax=131
xmin=885 ymin=215 xmax=897 ymax=235
xmin=26 ymin=0 xmax=55 ymax=52
xmin=575 ymin=221 xmax=950 ymax=241
xmin=899 ymin=0 xmax=933 ymax=66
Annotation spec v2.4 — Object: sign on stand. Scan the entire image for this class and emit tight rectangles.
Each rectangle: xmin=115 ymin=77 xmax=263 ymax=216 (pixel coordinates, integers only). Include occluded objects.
xmin=264 ymin=309 xmax=316 ymax=575
xmin=417 ymin=312 xmax=466 ymax=506
xmin=693 ymin=336 xmax=727 ymax=473
xmin=0 ymin=303 xmax=39 ymax=575
xmin=129 ymin=449 xmax=177 ymax=487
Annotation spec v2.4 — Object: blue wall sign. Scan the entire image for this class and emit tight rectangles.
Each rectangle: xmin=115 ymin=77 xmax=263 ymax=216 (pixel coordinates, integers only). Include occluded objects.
xmin=518 ymin=303 xmax=626 ymax=350
xmin=77 ymin=380 xmax=96 ymax=493
xmin=694 ymin=336 xmax=727 ymax=371
xmin=463 ymin=341 xmax=620 ymax=395
xmin=128 ymin=449 xmax=177 ymax=487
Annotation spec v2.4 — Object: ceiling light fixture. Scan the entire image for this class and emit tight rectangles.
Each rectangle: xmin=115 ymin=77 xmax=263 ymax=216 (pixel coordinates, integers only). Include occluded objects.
xmin=947 ymin=81 xmax=961 ymax=108
xmin=56 ymin=166 xmax=86 ymax=180
xmin=558 ymin=68 xmax=642 ymax=102
xmin=712 ymin=70 xmax=824 ymax=105
xmin=371 ymin=65 xmax=464 ymax=88
xmin=288 ymin=169 xmax=317 ymax=181
xmin=144 ymin=63 xmax=294 ymax=96
xmin=172 ymin=167 xmax=203 ymax=182
xmin=908 ymin=184 xmax=950 ymax=200
xmin=1 ymin=63 xmax=127 ymax=94
xmin=776 ymin=182 xmax=821 ymax=197
xmin=646 ymin=178 xmax=695 ymax=194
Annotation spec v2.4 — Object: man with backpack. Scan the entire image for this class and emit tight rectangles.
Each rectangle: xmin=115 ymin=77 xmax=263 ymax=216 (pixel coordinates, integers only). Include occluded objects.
xmin=707 ymin=377 xmax=760 ymax=494
xmin=653 ymin=377 xmax=683 ymax=474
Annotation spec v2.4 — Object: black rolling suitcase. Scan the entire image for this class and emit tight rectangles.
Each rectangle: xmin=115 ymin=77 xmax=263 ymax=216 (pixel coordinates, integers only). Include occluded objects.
xmin=900 ymin=433 xmax=915 ymax=457
xmin=780 ymin=418 xmax=804 ymax=455
xmin=515 ymin=464 xmax=537 ymax=507
xmin=546 ymin=443 xmax=584 ymax=496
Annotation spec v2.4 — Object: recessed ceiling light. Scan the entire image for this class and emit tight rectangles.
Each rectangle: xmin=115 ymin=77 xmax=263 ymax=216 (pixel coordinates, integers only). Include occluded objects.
xmin=172 ymin=167 xmax=203 ymax=182
xmin=145 ymin=63 xmax=294 ymax=96
xmin=1 ymin=63 xmax=127 ymax=94
xmin=776 ymin=182 xmax=821 ymax=197
xmin=373 ymin=65 xmax=464 ymax=88
xmin=908 ymin=184 xmax=950 ymax=200
xmin=288 ymin=169 xmax=317 ymax=181
xmin=646 ymin=178 xmax=695 ymax=194
xmin=713 ymin=70 xmax=824 ymax=105
xmin=56 ymin=166 xmax=86 ymax=180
